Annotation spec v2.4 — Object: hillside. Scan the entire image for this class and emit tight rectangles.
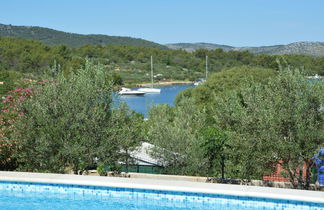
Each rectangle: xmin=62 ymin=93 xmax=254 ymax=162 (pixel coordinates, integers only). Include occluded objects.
xmin=1 ymin=35 xmax=324 ymax=97
xmin=166 ymin=43 xmax=234 ymax=52
xmin=166 ymin=42 xmax=324 ymax=57
xmin=0 ymin=23 xmax=168 ymax=49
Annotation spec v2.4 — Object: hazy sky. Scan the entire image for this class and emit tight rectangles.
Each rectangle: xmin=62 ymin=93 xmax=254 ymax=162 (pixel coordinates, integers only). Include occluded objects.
xmin=1 ymin=0 xmax=323 ymax=46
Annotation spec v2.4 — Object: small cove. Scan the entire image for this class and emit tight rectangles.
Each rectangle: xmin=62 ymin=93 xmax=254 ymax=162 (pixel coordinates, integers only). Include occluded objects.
xmin=115 ymin=84 xmax=195 ymax=116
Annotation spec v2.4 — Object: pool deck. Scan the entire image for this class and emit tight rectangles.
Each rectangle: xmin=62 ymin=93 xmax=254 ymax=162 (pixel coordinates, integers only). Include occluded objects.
xmin=0 ymin=171 xmax=323 ymax=203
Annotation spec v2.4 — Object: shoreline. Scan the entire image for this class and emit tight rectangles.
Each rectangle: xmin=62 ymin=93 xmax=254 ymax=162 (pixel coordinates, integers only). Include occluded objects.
xmin=136 ymin=80 xmax=194 ymax=87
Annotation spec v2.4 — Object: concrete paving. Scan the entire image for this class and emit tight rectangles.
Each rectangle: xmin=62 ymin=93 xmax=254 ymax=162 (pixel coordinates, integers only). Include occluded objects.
xmin=0 ymin=171 xmax=323 ymax=203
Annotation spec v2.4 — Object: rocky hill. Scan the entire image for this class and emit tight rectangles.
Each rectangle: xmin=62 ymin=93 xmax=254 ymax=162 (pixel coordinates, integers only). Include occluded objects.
xmin=166 ymin=43 xmax=234 ymax=52
xmin=166 ymin=42 xmax=324 ymax=57
xmin=0 ymin=23 xmax=167 ymax=49
xmin=1 ymin=23 xmax=323 ymax=56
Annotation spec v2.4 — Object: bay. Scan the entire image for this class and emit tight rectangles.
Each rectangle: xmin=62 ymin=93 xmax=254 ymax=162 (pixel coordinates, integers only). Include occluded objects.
xmin=115 ymin=84 xmax=195 ymax=116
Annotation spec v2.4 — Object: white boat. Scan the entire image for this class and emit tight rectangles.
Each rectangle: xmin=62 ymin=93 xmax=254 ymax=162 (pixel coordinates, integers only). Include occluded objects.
xmin=194 ymin=78 xmax=206 ymax=86
xmin=118 ymin=88 xmax=145 ymax=96
xmin=137 ymin=87 xmax=161 ymax=93
xmin=138 ymin=56 xmax=161 ymax=93
xmin=194 ymin=81 xmax=201 ymax=86
xmin=314 ymin=74 xmax=321 ymax=79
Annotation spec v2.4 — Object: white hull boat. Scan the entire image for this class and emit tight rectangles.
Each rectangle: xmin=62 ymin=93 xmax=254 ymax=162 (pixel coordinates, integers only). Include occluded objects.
xmin=137 ymin=87 xmax=161 ymax=93
xmin=139 ymin=56 xmax=161 ymax=93
xmin=118 ymin=88 xmax=145 ymax=96
xmin=194 ymin=80 xmax=204 ymax=86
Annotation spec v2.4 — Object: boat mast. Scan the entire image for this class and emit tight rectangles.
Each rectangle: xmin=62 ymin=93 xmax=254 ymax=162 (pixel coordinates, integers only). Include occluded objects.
xmin=205 ymin=55 xmax=208 ymax=80
xmin=151 ymin=55 xmax=154 ymax=88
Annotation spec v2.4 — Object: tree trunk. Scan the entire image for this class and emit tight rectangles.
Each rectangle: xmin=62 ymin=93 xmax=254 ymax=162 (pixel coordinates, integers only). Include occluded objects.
xmin=73 ymin=168 xmax=78 ymax=175
xmin=287 ymin=165 xmax=298 ymax=189
xmin=221 ymin=155 xmax=225 ymax=179
xmin=125 ymin=149 xmax=129 ymax=173
xmin=304 ymin=160 xmax=311 ymax=190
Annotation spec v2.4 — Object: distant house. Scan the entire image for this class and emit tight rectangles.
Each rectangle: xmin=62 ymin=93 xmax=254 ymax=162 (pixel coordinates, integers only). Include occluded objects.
xmin=120 ymin=142 xmax=164 ymax=174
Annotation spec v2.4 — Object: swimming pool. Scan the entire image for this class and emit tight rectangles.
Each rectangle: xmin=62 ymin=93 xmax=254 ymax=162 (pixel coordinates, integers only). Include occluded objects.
xmin=1 ymin=180 xmax=323 ymax=210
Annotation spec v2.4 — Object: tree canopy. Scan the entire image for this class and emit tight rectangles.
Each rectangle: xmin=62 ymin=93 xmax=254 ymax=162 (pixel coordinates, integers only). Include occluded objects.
xmin=175 ymin=65 xmax=276 ymax=107
xmin=1 ymin=36 xmax=324 ymax=95
xmin=212 ymin=66 xmax=324 ymax=187
xmin=11 ymin=61 xmax=142 ymax=174
xmin=146 ymin=65 xmax=323 ymax=189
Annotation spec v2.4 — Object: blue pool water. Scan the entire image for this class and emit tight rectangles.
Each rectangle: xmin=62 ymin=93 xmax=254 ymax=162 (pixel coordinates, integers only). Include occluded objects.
xmin=0 ymin=181 xmax=323 ymax=210
xmin=115 ymin=84 xmax=194 ymax=116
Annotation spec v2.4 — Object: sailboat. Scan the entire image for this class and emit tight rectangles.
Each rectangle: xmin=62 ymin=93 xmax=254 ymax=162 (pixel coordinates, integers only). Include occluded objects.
xmin=194 ymin=55 xmax=208 ymax=86
xmin=138 ymin=56 xmax=161 ymax=93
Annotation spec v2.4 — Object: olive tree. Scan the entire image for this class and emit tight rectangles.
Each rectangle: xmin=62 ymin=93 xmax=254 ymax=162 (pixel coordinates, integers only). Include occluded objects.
xmin=146 ymin=98 xmax=208 ymax=176
xmin=200 ymin=127 xmax=230 ymax=179
xmin=14 ymin=61 xmax=119 ymax=174
xmin=214 ymin=66 xmax=324 ymax=188
xmin=101 ymin=103 xmax=143 ymax=173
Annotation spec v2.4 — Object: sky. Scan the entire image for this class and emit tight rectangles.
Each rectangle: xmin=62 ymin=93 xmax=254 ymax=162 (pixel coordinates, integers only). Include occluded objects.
xmin=1 ymin=0 xmax=323 ymax=47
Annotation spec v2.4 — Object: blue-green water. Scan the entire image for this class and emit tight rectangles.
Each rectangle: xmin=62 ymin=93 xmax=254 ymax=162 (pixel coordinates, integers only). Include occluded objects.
xmin=115 ymin=84 xmax=195 ymax=116
xmin=1 ymin=181 xmax=323 ymax=210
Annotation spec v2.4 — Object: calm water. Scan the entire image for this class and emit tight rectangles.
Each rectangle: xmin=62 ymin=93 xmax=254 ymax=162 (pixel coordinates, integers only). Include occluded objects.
xmin=1 ymin=181 xmax=323 ymax=210
xmin=115 ymin=84 xmax=195 ymax=116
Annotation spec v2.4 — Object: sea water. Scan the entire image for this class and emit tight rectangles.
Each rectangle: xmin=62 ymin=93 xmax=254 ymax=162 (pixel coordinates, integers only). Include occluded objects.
xmin=115 ymin=84 xmax=194 ymax=116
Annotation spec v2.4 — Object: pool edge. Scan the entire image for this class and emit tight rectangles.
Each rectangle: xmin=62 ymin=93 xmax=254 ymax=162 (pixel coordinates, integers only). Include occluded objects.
xmin=1 ymin=171 xmax=323 ymax=204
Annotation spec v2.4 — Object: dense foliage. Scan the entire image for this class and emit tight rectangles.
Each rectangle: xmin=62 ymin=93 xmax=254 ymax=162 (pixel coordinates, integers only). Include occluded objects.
xmin=175 ymin=65 xmax=276 ymax=108
xmin=1 ymin=36 xmax=324 ymax=97
xmin=9 ymin=61 xmax=142 ymax=174
xmin=0 ymin=87 xmax=33 ymax=170
xmin=146 ymin=99 xmax=208 ymax=175
xmin=213 ymin=67 xmax=324 ymax=188
xmin=146 ymin=66 xmax=324 ymax=189
xmin=0 ymin=70 xmax=24 ymax=97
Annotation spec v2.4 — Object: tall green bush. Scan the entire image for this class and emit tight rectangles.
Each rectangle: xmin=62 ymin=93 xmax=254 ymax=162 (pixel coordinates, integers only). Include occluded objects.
xmin=213 ymin=66 xmax=324 ymax=188
xmin=14 ymin=61 xmax=118 ymax=173
xmin=146 ymin=99 xmax=208 ymax=176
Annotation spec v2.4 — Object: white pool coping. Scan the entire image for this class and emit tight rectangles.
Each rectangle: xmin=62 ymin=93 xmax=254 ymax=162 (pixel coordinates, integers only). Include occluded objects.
xmin=0 ymin=171 xmax=323 ymax=204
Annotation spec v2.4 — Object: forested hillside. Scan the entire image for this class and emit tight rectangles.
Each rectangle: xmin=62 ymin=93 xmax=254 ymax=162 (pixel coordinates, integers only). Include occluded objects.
xmin=1 ymin=36 xmax=324 ymax=96
xmin=0 ymin=23 xmax=167 ymax=49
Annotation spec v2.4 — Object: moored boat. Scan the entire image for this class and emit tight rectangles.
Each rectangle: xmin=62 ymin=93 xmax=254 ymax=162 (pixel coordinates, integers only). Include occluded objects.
xmin=118 ymin=88 xmax=145 ymax=96
xmin=139 ymin=56 xmax=161 ymax=93
xmin=194 ymin=55 xmax=208 ymax=86
xmin=137 ymin=87 xmax=161 ymax=93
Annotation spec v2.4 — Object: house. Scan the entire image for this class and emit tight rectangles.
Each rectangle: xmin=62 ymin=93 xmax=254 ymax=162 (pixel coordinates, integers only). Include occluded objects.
xmin=120 ymin=142 xmax=164 ymax=174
